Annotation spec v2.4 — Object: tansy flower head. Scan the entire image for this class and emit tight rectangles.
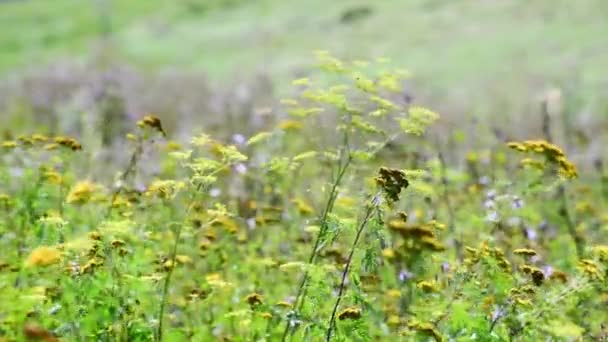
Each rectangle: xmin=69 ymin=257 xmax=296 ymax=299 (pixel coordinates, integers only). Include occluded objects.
xmin=513 ymin=248 xmax=537 ymax=257
xmin=507 ymin=140 xmax=577 ymax=179
xmin=407 ymin=321 xmax=443 ymax=341
xmin=338 ymin=307 xmax=362 ymax=320
xmin=66 ymin=181 xmax=99 ymax=204
xmin=26 ymin=246 xmax=62 ymax=267
xmin=416 ymin=280 xmax=439 ymax=293
xmin=1 ymin=140 xmax=17 ymax=149
xmin=246 ymin=293 xmax=263 ymax=307
xmin=139 ymin=115 xmax=166 ymax=136
xmin=31 ymin=134 xmax=49 ymax=143
xmin=54 ymin=136 xmax=82 ymax=151
xmin=278 ymin=120 xmax=303 ymax=131
xmin=375 ymin=167 xmax=409 ymax=203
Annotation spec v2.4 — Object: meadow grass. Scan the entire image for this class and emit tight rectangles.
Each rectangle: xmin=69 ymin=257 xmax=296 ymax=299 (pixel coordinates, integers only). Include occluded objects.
xmin=0 ymin=53 xmax=607 ymax=341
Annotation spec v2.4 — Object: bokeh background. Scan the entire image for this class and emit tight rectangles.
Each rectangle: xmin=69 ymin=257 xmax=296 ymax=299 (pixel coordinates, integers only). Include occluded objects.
xmin=1 ymin=0 xmax=607 ymax=164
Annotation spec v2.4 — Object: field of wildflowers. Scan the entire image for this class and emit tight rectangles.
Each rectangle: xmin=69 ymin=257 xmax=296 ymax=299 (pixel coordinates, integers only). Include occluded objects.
xmin=0 ymin=50 xmax=607 ymax=341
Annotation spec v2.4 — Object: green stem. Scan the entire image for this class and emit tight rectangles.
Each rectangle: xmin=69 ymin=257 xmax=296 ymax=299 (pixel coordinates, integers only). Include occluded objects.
xmin=325 ymin=197 xmax=377 ymax=341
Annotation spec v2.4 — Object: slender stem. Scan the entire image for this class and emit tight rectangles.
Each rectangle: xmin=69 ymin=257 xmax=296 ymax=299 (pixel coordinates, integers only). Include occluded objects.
xmin=280 ymin=151 xmax=351 ymax=342
xmin=106 ymin=137 xmax=143 ymax=219
xmin=325 ymin=198 xmax=377 ymax=341
xmin=540 ymin=106 xmax=584 ymax=259
xmin=156 ymin=220 xmax=182 ymax=341
xmin=155 ymin=166 xmax=227 ymax=341
xmin=558 ymin=185 xmax=583 ymax=259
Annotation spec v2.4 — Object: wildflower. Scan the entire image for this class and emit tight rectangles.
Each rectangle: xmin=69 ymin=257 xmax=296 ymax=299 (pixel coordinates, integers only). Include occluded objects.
xmin=139 ymin=115 xmax=166 ymax=136
xmin=292 ymin=198 xmax=314 ymax=216
xmin=592 ymin=245 xmax=608 ymax=264
xmin=17 ymin=135 xmax=34 ymax=146
xmin=164 ymin=140 xmax=182 ymax=151
xmin=245 ymin=293 xmax=263 ymax=307
xmin=577 ymin=259 xmax=603 ymax=281
xmin=278 ymin=120 xmax=303 ymax=131
xmin=386 ymin=289 xmax=402 ymax=299
xmin=1 ymin=140 xmax=17 ymax=149
xmin=419 ymin=236 xmax=446 ymax=252
xmin=26 ymin=246 xmax=62 ymax=267
xmin=43 ymin=143 xmax=58 ymax=151
xmin=549 ymin=270 xmax=568 ymax=283
xmin=275 ymin=301 xmax=292 ymax=309
xmin=416 ymin=280 xmax=439 ymax=293
xmin=54 ymin=136 xmax=82 ymax=151
xmin=407 ymin=321 xmax=444 ymax=341
xmin=0 ymin=193 xmax=11 ymax=204
xmin=507 ymin=140 xmax=577 ymax=179
xmin=110 ymin=239 xmax=126 ymax=248
xmin=66 ymin=181 xmax=99 ymax=204
xmin=211 ymin=216 xmax=239 ymax=234
xmin=80 ymin=258 xmax=104 ymax=275
xmin=513 ymin=248 xmax=537 ymax=257
xmin=375 ymin=167 xmax=409 ymax=203
xmin=387 ymin=315 xmax=401 ymax=326
xmin=187 ymin=289 xmax=207 ymax=302
xmin=338 ymin=307 xmax=362 ymax=320
xmin=519 ymin=265 xmax=544 ymax=286
xmin=145 ymin=180 xmax=185 ymax=200
xmin=175 ymin=255 xmax=193 ymax=265
xmin=42 ymin=170 xmax=63 ymax=185
xmin=520 ymin=158 xmax=545 ymax=171
xmin=31 ymin=134 xmax=49 ymax=143
xmin=382 ymin=248 xmax=396 ymax=259
xmin=232 ymin=134 xmax=246 ymax=145
xmin=514 ymin=297 xmax=532 ymax=306
xmin=259 ymin=312 xmax=273 ymax=319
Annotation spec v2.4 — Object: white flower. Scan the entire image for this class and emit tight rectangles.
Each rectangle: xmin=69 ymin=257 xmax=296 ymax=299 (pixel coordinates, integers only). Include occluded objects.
xmin=234 ymin=163 xmax=248 ymax=175
xmin=486 ymin=211 xmax=499 ymax=222
xmin=232 ymin=134 xmax=246 ymax=146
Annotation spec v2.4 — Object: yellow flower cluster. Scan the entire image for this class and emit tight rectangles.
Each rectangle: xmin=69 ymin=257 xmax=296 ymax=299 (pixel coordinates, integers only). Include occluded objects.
xmin=387 ymin=214 xmax=445 ymax=253
xmin=507 ymin=140 xmax=577 ymax=179
xmin=2 ymin=134 xmax=82 ymax=151
xmin=337 ymin=306 xmax=362 ymax=320
xmin=66 ymin=181 xmax=102 ymax=204
xmin=26 ymin=246 xmax=62 ymax=267
xmin=137 ymin=115 xmax=166 ymax=136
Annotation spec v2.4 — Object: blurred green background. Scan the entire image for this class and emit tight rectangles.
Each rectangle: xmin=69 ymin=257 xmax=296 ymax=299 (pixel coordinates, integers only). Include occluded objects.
xmin=1 ymin=0 xmax=607 ymax=145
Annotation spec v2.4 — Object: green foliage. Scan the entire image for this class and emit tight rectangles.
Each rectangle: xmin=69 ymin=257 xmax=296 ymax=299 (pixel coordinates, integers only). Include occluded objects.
xmin=0 ymin=53 xmax=607 ymax=342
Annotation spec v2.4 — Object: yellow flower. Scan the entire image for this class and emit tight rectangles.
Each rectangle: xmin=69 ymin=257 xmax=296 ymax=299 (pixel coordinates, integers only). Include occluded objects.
xmin=139 ymin=115 xmax=166 ymax=136
xmin=382 ymin=248 xmax=396 ymax=259
xmin=54 ymin=136 xmax=82 ymax=151
xmin=387 ymin=315 xmax=401 ymax=326
xmin=145 ymin=180 xmax=185 ymax=200
xmin=386 ymin=289 xmax=402 ymax=299
xmin=291 ymin=198 xmax=314 ymax=216
xmin=513 ymin=248 xmax=537 ymax=257
xmin=165 ymin=140 xmax=182 ymax=151
xmin=1 ymin=140 xmax=17 ymax=149
xmin=245 ymin=293 xmax=263 ymax=306
xmin=416 ymin=280 xmax=439 ymax=293
xmin=31 ymin=134 xmax=49 ymax=143
xmin=507 ymin=140 xmax=577 ymax=179
xmin=338 ymin=306 xmax=362 ymax=320
xmin=43 ymin=170 xmax=63 ymax=185
xmin=175 ymin=255 xmax=193 ymax=265
xmin=66 ymin=181 xmax=98 ymax=204
xmin=26 ymin=246 xmax=62 ymax=267
xmin=277 ymin=120 xmax=303 ymax=131
xmin=43 ymin=143 xmax=58 ymax=151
